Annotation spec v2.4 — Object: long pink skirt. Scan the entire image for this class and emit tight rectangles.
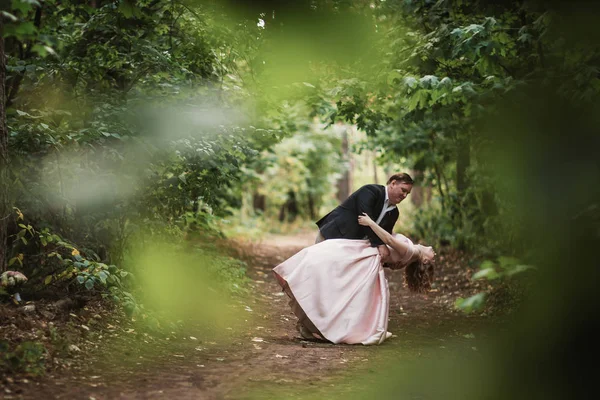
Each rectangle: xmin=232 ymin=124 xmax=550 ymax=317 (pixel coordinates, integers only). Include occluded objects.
xmin=273 ymin=239 xmax=390 ymax=345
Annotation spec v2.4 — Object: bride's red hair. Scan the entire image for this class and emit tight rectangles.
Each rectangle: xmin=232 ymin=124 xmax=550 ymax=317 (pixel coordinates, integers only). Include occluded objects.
xmin=403 ymin=259 xmax=434 ymax=293
xmin=382 ymin=258 xmax=434 ymax=293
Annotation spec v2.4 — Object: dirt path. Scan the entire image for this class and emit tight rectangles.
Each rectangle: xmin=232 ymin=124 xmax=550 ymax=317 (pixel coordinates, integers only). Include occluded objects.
xmin=4 ymin=233 xmax=492 ymax=399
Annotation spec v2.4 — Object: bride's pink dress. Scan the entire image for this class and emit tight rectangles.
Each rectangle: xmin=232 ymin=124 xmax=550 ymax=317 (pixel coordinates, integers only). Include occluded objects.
xmin=272 ymin=236 xmax=414 ymax=345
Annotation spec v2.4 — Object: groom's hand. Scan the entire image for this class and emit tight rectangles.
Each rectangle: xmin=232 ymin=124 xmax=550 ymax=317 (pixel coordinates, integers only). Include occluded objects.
xmin=377 ymin=245 xmax=390 ymax=262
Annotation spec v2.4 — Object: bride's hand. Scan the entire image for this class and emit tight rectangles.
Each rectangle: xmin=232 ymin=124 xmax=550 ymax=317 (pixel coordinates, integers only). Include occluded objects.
xmin=358 ymin=212 xmax=374 ymax=226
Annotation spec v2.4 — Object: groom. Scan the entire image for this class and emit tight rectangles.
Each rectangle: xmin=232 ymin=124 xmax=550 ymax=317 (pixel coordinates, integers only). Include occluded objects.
xmin=315 ymin=173 xmax=414 ymax=260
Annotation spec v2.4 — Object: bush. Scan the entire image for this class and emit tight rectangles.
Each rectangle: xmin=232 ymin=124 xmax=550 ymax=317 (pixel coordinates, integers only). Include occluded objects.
xmin=455 ymin=256 xmax=535 ymax=314
xmin=0 ymin=341 xmax=47 ymax=376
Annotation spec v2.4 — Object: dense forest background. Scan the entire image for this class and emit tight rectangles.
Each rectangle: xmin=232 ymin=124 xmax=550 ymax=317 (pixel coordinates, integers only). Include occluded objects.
xmin=1 ymin=1 xmax=599 ymax=396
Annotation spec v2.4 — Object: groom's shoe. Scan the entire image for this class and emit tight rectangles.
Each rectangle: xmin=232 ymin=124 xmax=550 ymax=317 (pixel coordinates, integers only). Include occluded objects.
xmin=296 ymin=321 xmax=314 ymax=340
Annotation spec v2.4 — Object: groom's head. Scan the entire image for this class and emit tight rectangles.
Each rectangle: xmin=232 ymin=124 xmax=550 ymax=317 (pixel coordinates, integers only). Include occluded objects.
xmin=386 ymin=173 xmax=414 ymax=205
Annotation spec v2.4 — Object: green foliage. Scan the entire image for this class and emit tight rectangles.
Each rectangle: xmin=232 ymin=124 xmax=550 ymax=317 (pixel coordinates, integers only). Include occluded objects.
xmin=253 ymin=125 xmax=343 ymax=219
xmin=6 ymin=208 xmax=134 ymax=297
xmin=3 ymin=0 xmax=593 ymax=322
xmin=411 ymin=205 xmax=456 ymax=245
xmin=323 ymin=0 xmax=599 ymax=308
xmin=297 ymin=0 xmax=600 ymax=261
xmin=0 ymin=340 xmax=47 ymax=376
xmin=204 ymin=252 xmax=249 ymax=296
xmin=126 ymin=237 xmax=250 ymax=333
xmin=2 ymin=0 xmax=280 ymax=275
xmin=455 ymin=256 xmax=535 ymax=314
xmin=454 ymin=293 xmax=486 ymax=314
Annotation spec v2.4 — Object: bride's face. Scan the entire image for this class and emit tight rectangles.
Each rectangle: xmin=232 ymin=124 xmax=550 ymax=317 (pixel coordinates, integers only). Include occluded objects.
xmin=419 ymin=245 xmax=436 ymax=264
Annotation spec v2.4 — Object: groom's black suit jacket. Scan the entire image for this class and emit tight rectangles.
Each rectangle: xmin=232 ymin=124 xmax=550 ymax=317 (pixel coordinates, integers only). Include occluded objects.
xmin=316 ymin=184 xmax=398 ymax=247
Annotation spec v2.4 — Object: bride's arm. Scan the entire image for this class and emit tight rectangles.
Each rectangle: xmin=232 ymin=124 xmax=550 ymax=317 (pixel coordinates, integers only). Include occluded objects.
xmin=358 ymin=213 xmax=417 ymax=261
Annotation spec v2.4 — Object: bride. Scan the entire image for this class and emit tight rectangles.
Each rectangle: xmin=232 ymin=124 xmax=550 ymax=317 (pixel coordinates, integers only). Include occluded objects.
xmin=272 ymin=213 xmax=435 ymax=345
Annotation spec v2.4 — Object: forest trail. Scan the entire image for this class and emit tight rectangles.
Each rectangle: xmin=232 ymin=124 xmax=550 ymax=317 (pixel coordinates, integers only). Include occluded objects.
xmin=7 ymin=232 xmax=489 ymax=399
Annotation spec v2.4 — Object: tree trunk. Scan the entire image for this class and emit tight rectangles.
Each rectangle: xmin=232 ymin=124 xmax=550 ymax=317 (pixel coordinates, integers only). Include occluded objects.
xmin=252 ymin=191 xmax=265 ymax=212
xmin=1 ymin=17 xmax=10 ymax=272
xmin=372 ymin=150 xmax=378 ymax=184
xmin=456 ymin=135 xmax=470 ymax=194
xmin=336 ymin=125 xmax=351 ymax=203
xmin=384 ymin=163 xmax=393 ymax=182
xmin=307 ymin=192 xmax=316 ymax=220
xmin=279 ymin=191 xmax=298 ymax=223
xmin=454 ymin=135 xmax=472 ymax=251
xmin=433 ymin=162 xmax=446 ymax=211
xmin=409 ymin=169 xmax=425 ymax=208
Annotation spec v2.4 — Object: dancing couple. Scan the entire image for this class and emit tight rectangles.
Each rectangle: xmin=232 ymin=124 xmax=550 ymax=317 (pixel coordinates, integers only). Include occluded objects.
xmin=273 ymin=173 xmax=436 ymax=345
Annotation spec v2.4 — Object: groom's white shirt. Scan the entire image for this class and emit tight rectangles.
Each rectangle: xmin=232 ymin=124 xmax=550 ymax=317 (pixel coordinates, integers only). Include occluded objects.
xmin=375 ymin=186 xmax=397 ymax=225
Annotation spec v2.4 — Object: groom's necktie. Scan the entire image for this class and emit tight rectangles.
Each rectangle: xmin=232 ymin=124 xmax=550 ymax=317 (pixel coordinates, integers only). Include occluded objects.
xmin=375 ymin=199 xmax=395 ymax=225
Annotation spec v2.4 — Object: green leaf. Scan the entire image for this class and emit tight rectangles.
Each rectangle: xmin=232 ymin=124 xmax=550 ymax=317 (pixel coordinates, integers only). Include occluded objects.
xmin=8 ymin=258 xmax=17 ymax=267
xmin=455 ymin=293 xmax=486 ymax=313
xmin=76 ymin=276 xmax=85 ymax=284
xmin=450 ymin=27 xmax=464 ymax=38
xmin=498 ymin=256 xmax=520 ymax=269
xmin=439 ymin=77 xmax=452 ymax=87
xmin=505 ymin=264 xmax=535 ymax=277
xmin=3 ymin=21 xmax=37 ymax=38
xmin=518 ymin=33 xmax=532 ymax=43
xmin=85 ymin=279 xmax=94 ymax=290
xmin=472 ymin=267 xmax=499 ymax=280
xmin=430 ymin=89 xmax=447 ymax=104
xmin=420 ymin=75 xmax=439 ymax=89
xmin=12 ymin=0 xmax=41 ymax=14
xmin=98 ymin=271 xmax=108 ymax=284
xmin=31 ymin=44 xmax=52 ymax=57
xmin=404 ymin=77 xmax=418 ymax=89
xmin=44 ymin=275 xmax=53 ymax=285
xmin=407 ymin=90 xmax=430 ymax=110
xmin=117 ymin=0 xmax=142 ymax=19
xmin=1 ymin=11 xmax=18 ymax=22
